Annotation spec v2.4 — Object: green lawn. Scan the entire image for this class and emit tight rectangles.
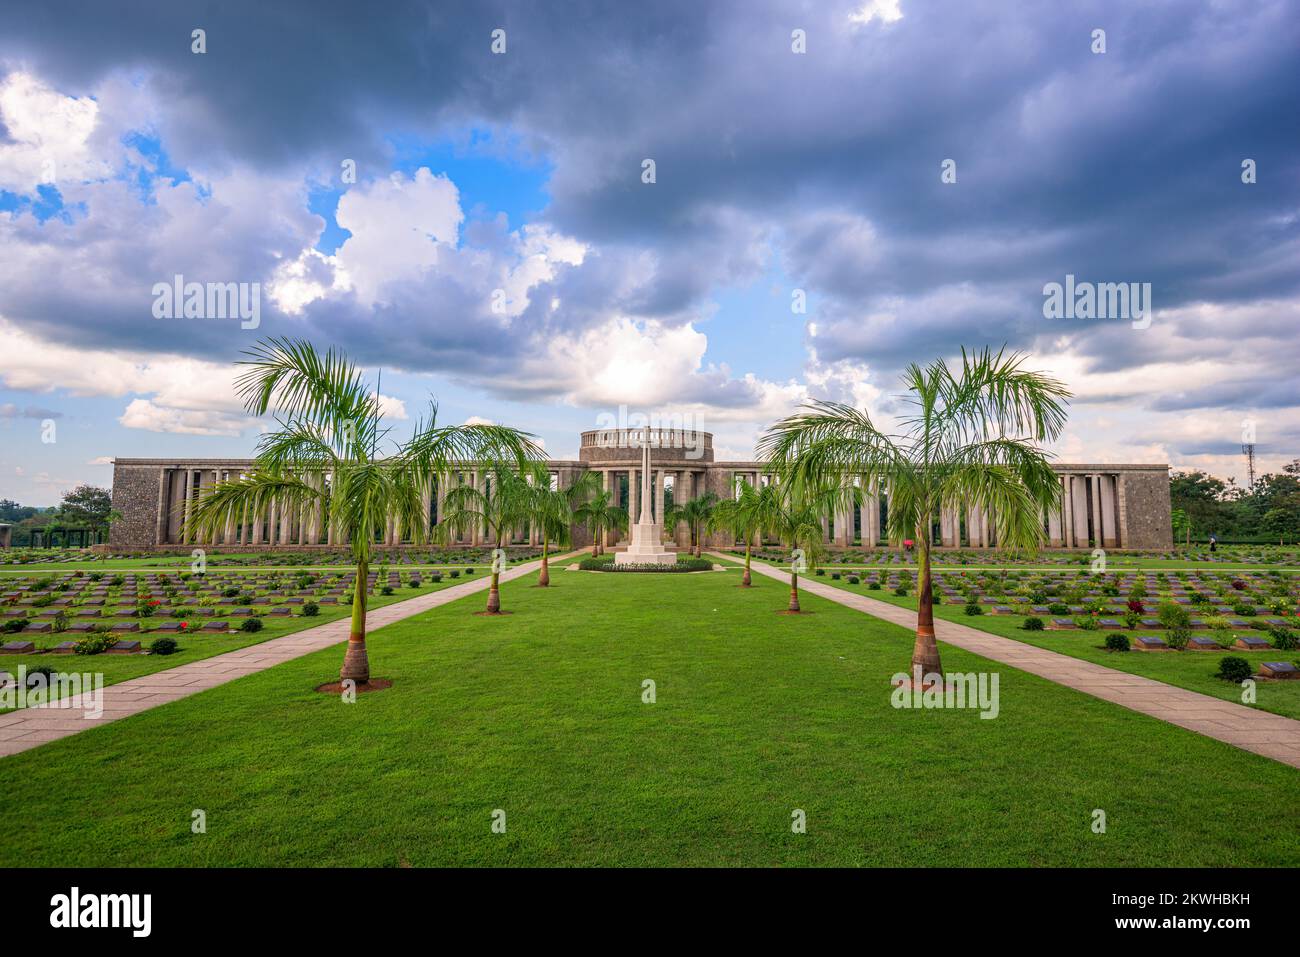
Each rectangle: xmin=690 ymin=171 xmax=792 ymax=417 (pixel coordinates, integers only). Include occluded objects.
xmin=810 ymin=574 xmax=1300 ymax=721
xmin=1 ymin=568 xmax=1296 ymax=867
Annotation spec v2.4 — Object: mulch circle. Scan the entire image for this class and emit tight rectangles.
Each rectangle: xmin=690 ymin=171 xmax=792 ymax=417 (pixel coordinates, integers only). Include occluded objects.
xmin=774 ymin=609 xmax=813 ymax=615
xmin=474 ymin=610 xmax=514 ymax=617
xmin=314 ymin=677 xmax=393 ymax=694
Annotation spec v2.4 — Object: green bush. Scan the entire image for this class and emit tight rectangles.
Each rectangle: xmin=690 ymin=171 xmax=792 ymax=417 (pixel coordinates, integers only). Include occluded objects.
xmin=1022 ymin=617 xmax=1044 ymax=631
xmin=449 ymin=570 xmax=460 ymax=579
xmin=149 ymin=636 xmax=178 ymax=656
xmin=963 ymin=601 xmax=983 ymax=616
xmin=1267 ymin=626 xmax=1297 ymax=651
xmin=381 ymin=586 xmax=394 ymax=596
xmin=1156 ymin=601 xmax=1192 ymax=649
xmin=301 ymin=602 xmax=320 ymax=617
xmin=847 ymin=576 xmax=860 ymax=585
xmin=3 ymin=618 xmax=30 ymax=634
xmin=430 ymin=572 xmax=443 ymax=583
xmin=1216 ymin=656 xmax=1253 ymax=683
xmin=74 ymin=633 xmax=119 ymax=655
xmin=1105 ymin=634 xmax=1130 ymax=652
xmin=894 ymin=586 xmax=909 ymax=597
xmin=1231 ymin=603 xmax=1257 ymax=617
xmin=1047 ymin=602 xmax=1069 ymax=615
xmin=868 ymin=582 xmax=881 ymax=590
xmin=223 ymin=586 xmax=241 ymax=598
xmin=239 ymin=617 xmax=264 ymax=633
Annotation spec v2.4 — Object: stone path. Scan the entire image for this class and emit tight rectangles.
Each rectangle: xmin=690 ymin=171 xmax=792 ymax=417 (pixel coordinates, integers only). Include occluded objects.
xmin=0 ymin=553 xmax=576 ymax=758
xmin=724 ymin=554 xmax=1300 ymax=769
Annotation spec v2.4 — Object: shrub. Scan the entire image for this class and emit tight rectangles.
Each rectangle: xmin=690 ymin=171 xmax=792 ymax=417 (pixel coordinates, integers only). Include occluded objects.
xmin=301 ymin=602 xmax=320 ymax=617
xmin=381 ymin=586 xmax=394 ymax=596
xmin=74 ymin=633 xmax=119 ymax=655
xmin=3 ymin=618 xmax=30 ymax=634
xmin=1047 ymin=602 xmax=1069 ymax=615
xmin=149 ymin=636 xmax=178 ymax=656
xmin=894 ymin=586 xmax=909 ymax=597
xmin=1022 ymin=617 xmax=1044 ymax=631
xmin=815 ymin=568 xmax=825 ymax=576
xmin=868 ymin=582 xmax=881 ymax=590
xmin=1105 ymin=634 xmax=1130 ymax=652
xmin=1075 ymin=616 xmax=1100 ymax=631
xmin=465 ymin=567 xmax=475 ymax=575
xmin=1156 ymin=601 xmax=1192 ymax=648
xmin=1268 ymin=626 xmax=1297 ymax=651
xmin=30 ymin=594 xmax=54 ymax=608
xmin=1126 ymin=599 xmax=1144 ymax=614
xmin=963 ymin=601 xmax=983 ymax=616
xmin=430 ymin=572 xmax=443 ymax=583
xmin=449 ymin=570 xmax=460 ymax=579
xmin=1216 ymin=656 xmax=1253 ymax=683
xmin=1231 ymin=603 xmax=1256 ymax=617
xmin=223 ymin=586 xmax=241 ymax=598
xmin=847 ymin=576 xmax=860 ymax=585
xmin=239 ymin=617 xmax=264 ymax=633
xmin=831 ymin=572 xmax=841 ymax=581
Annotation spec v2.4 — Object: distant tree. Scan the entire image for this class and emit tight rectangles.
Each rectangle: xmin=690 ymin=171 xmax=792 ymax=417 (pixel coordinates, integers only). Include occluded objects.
xmin=59 ymin=485 xmax=117 ymax=540
xmin=0 ymin=499 xmax=39 ymax=524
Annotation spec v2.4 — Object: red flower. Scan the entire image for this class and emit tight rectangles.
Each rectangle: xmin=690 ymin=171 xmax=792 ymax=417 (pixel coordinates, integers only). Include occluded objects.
xmin=180 ymin=622 xmax=188 ymax=629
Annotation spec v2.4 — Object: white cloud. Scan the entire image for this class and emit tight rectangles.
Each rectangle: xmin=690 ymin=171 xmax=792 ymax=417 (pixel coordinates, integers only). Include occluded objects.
xmin=0 ymin=72 xmax=111 ymax=192
xmin=86 ymin=456 xmax=114 ymax=465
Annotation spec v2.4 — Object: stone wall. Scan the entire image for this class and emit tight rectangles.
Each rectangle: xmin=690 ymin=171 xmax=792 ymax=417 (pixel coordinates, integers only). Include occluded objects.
xmin=1121 ymin=468 xmax=1174 ymax=549
xmin=108 ymin=462 xmax=162 ymax=548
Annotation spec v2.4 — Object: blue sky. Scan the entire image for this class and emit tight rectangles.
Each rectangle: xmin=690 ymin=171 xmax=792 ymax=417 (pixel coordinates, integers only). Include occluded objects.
xmin=0 ymin=0 xmax=1297 ymax=505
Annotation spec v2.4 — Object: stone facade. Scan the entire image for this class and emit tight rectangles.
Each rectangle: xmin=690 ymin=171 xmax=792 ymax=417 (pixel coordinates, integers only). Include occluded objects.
xmin=107 ymin=431 xmax=1173 ymax=550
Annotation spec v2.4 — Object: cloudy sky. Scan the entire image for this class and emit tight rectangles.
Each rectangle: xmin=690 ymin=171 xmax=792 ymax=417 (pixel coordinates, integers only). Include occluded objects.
xmin=0 ymin=0 xmax=1296 ymax=505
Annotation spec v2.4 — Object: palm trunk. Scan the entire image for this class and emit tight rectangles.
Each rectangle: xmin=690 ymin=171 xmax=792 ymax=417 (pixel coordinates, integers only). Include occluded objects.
xmin=742 ymin=543 xmax=752 ymax=586
xmin=487 ymin=570 xmax=501 ymax=613
xmin=340 ymin=556 xmax=370 ymax=683
xmin=538 ymin=540 xmax=550 ymax=586
xmin=788 ymin=571 xmax=800 ymax=612
xmin=912 ymin=542 xmax=942 ymax=676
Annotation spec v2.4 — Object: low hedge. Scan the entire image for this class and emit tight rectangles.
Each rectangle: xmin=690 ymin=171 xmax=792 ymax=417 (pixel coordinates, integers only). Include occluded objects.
xmin=580 ymin=556 xmax=714 ymax=573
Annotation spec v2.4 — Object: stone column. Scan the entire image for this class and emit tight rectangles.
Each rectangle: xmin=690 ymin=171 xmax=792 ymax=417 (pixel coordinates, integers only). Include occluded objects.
xmin=1090 ymin=473 xmax=1104 ymax=548
xmin=268 ymin=497 xmax=279 ymax=547
xmin=1047 ymin=490 xmax=1063 ymax=547
xmin=602 ymin=469 xmax=614 ymax=548
xmin=1062 ymin=476 xmax=1076 ymax=547
xmin=1100 ymin=473 xmax=1118 ymax=547
xmin=222 ymin=471 xmax=236 ymax=544
xmin=155 ymin=468 xmax=169 ymax=546
xmin=179 ymin=469 xmax=194 ymax=545
xmin=471 ymin=471 xmax=482 ymax=546
xmin=1115 ymin=472 xmax=1128 ymax=548
xmin=1071 ymin=475 xmax=1090 ymax=548
xmin=627 ymin=468 xmax=638 ymax=537
xmin=655 ymin=469 xmax=664 ymax=525
xmin=966 ymin=505 xmax=982 ymax=548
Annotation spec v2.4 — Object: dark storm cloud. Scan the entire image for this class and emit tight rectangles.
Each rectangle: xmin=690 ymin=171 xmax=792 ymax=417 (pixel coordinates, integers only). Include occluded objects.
xmin=1 ymin=0 xmax=1297 ymax=394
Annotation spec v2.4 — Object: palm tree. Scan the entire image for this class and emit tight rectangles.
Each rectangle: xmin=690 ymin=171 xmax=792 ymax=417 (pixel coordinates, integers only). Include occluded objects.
xmin=185 ymin=337 xmax=538 ymax=683
xmin=573 ymin=488 xmax=628 ymax=557
xmin=760 ymin=478 xmax=836 ymax=611
xmin=523 ymin=466 xmax=599 ymax=585
xmin=670 ymin=492 xmax=719 ymax=557
xmin=708 ymin=479 xmax=774 ymax=586
xmin=759 ymin=347 xmax=1069 ymax=675
xmin=435 ymin=463 xmax=536 ymax=613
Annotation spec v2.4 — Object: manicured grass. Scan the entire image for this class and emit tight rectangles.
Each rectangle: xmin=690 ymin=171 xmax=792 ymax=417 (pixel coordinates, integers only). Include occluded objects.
xmin=1 ymin=569 xmax=1295 ymax=867
xmin=814 ymin=576 xmax=1300 ymax=720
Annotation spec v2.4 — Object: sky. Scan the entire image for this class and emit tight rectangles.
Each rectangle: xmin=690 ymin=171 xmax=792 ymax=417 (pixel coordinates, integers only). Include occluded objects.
xmin=0 ymin=0 xmax=1296 ymax=505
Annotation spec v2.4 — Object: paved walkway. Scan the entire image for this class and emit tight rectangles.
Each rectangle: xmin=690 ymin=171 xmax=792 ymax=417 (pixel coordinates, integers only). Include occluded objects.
xmin=0 ymin=552 xmax=578 ymax=758
xmin=722 ymin=554 xmax=1300 ymax=769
